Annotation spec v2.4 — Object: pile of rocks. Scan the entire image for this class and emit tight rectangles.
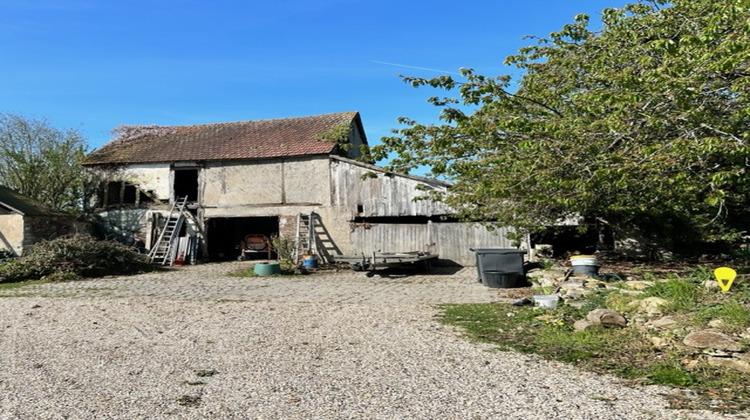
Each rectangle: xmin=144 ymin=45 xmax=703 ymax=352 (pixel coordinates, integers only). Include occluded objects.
xmin=526 ymin=265 xmax=750 ymax=374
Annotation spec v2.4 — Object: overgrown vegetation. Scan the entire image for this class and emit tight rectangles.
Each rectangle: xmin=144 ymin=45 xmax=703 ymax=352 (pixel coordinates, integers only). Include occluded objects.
xmin=0 ymin=113 xmax=90 ymax=214
xmin=373 ymin=0 xmax=750 ymax=254
xmin=438 ymin=267 xmax=750 ymax=413
xmin=270 ymin=234 xmax=296 ymax=269
xmin=316 ymin=122 xmax=354 ymax=153
xmin=0 ymin=235 xmax=155 ymax=283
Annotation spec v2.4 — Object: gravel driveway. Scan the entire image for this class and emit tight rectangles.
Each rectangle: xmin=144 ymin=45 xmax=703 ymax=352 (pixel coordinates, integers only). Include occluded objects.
xmin=0 ymin=262 xmax=738 ymax=419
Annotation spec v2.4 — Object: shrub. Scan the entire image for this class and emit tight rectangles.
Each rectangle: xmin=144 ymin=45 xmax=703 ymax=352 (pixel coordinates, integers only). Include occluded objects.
xmin=0 ymin=235 xmax=155 ymax=283
xmin=270 ymin=234 xmax=296 ymax=268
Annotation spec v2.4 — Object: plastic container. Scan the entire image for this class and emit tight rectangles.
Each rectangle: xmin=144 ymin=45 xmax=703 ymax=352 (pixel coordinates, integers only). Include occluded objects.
xmin=253 ymin=262 xmax=281 ymax=276
xmin=482 ymin=271 xmax=521 ymax=288
xmin=533 ymin=295 xmax=559 ymax=309
xmin=570 ymin=255 xmax=599 ymax=276
xmin=302 ymin=255 xmax=317 ymax=269
xmin=470 ymin=248 xmax=527 ymax=287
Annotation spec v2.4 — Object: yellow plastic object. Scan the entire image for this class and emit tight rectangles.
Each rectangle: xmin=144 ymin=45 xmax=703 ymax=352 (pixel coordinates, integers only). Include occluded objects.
xmin=713 ymin=267 xmax=737 ymax=292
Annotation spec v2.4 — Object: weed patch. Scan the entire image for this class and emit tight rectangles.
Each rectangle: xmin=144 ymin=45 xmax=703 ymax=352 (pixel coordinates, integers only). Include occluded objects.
xmin=438 ymin=294 xmax=750 ymax=413
xmin=644 ymin=276 xmax=703 ymax=312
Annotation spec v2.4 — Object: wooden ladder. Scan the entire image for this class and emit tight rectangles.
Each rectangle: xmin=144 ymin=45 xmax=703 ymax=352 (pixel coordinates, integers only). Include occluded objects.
xmin=309 ymin=213 xmax=340 ymax=264
xmin=148 ymin=196 xmax=189 ymax=265
xmin=292 ymin=212 xmax=340 ymax=264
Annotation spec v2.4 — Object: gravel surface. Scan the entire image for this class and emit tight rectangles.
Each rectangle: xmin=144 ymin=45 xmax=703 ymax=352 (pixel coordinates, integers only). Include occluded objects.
xmin=0 ymin=263 xmax=741 ymax=419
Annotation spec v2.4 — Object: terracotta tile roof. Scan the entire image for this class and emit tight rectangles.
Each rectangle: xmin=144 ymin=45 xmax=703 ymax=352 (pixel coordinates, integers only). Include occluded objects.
xmin=84 ymin=112 xmax=364 ymax=165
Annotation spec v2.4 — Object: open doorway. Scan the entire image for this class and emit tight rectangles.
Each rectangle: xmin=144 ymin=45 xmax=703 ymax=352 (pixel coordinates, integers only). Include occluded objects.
xmin=206 ymin=216 xmax=279 ymax=260
xmin=174 ymin=169 xmax=199 ymax=202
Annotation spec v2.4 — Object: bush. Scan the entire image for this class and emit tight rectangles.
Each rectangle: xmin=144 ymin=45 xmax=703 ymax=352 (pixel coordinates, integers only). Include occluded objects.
xmin=270 ymin=234 xmax=296 ymax=268
xmin=0 ymin=235 xmax=155 ymax=283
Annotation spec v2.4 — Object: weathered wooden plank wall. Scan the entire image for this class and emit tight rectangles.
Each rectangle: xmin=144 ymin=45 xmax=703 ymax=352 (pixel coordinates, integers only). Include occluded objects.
xmin=349 ymin=222 xmax=517 ymax=266
xmin=330 ymin=157 xmax=452 ymax=217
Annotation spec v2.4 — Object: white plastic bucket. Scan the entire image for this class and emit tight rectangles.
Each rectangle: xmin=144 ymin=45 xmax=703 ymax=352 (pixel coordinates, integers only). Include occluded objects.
xmin=570 ymin=255 xmax=598 ymax=266
xmin=533 ymin=295 xmax=559 ymax=309
xmin=570 ymin=255 xmax=599 ymax=276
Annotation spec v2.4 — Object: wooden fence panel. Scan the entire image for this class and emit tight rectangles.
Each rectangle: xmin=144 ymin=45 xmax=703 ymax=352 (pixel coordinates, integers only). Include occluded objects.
xmin=348 ymin=222 xmax=517 ymax=266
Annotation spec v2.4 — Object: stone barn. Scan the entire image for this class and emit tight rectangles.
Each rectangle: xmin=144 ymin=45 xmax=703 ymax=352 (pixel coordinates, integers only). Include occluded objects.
xmin=82 ymin=112 xmax=515 ymax=265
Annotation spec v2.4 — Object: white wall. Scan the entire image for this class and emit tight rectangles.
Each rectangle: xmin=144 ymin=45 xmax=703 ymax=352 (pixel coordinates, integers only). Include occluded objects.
xmin=202 ymin=157 xmax=331 ymax=207
xmin=0 ymin=214 xmax=24 ymax=256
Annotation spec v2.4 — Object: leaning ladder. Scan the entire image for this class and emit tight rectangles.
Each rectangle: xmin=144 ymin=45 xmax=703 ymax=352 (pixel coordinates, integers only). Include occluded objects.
xmin=148 ymin=196 xmax=189 ymax=265
xmin=293 ymin=212 xmax=317 ymax=263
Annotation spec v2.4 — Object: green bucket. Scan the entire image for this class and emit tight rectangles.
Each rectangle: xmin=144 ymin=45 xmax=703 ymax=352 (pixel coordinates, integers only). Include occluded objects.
xmin=253 ymin=262 xmax=281 ymax=276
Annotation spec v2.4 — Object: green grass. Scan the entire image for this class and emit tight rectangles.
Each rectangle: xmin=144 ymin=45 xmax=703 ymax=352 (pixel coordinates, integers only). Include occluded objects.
xmin=0 ymin=279 xmax=45 ymax=290
xmin=645 ymin=362 xmax=700 ymax=387
xmin=695 ymin=299 xmax=750 ymax=332
xmin=437 ymin=266 xmax=750 ymax=414
xmin=644 ymin=275 xmax=704 ymax=312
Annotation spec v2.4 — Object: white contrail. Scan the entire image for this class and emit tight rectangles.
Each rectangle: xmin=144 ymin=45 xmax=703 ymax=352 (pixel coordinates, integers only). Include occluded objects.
xmin=371 ymin=60 xmax=460 ymax=75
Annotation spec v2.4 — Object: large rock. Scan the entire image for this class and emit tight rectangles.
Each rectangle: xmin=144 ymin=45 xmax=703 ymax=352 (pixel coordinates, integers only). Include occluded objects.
xmin=629 ymin=297 xmax=669 ymax=317
xmin=626 ymin=280 xmax=654 ymax=290
xmin=683 ymin=330 xmax=741 ymax=352
xmin=586 ymin=309 xmax=628 ymax=328
xmin=703 ymin=280 xmax=720 ymax=292
xmin=707 ymin=357 xmax=750 ymax=373
xmin=646 ymin=316 xmax=678 ymax=329
xmin=573 ymin=319 xmax=594 ymax=331
xmin=650 ymin=336 xmax=669 ymax=348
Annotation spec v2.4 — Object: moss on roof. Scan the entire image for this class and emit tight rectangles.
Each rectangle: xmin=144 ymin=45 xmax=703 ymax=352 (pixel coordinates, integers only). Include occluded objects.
xmin=84 ymin=112 xmax=366 ymax=165
xmin=0 ymin=185 xmax=67 ymax=216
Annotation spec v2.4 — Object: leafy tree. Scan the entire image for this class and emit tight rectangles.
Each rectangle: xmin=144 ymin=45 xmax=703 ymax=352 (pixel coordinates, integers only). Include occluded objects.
xmin=0 ymin=113 xmax=88 ymax=213
xmin=372 ymin=0 xmax=750 ymax=252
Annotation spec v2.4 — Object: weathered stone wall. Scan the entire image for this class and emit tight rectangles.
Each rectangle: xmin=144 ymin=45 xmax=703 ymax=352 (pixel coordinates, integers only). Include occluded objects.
xmin=24 ymin=216 xmax=79 ymax=252
xmin=0 ymin=214 xmax=24 ymax=256
xmin=202 ymin=157 xmax=330 ymax=207
xmin=0 ymin=215 xmax=78 ymax=256
xmin=92 ymin=164 xmax=172 ymax=201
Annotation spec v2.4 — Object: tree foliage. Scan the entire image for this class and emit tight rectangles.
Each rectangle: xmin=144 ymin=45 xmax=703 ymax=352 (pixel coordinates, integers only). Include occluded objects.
xmin=372 ymin=0 xmax=750 ymax=251
xmin=0 ymin=113 xmax=88 ymax=213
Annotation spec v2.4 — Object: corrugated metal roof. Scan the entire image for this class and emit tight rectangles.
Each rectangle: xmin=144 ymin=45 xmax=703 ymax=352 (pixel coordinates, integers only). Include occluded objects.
xmin=84 ymin=112 xmax=363 ymax=165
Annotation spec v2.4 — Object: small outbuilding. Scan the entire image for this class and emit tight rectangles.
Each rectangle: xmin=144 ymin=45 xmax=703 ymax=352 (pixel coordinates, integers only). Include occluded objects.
xmin=0 ymin=185 xmax=78 ymax=256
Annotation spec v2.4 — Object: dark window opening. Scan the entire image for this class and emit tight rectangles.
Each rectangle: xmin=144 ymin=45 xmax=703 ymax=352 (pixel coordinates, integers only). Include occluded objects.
xmin=106 ymin=181 xmax=124 ymax=205
xmin=123 ymin=184 xmax=137 ymax=204
xmin=138 ymin=190 xmax=155 ymax=204
xmin=174 ymin=169 xmax=199 ymax=202
xmin=100 ymin=181 xmax=154 ymax=208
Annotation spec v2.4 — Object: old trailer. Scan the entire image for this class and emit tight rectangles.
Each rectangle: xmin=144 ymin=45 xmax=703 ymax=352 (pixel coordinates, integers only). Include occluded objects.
xmin=334 ymin=251 xmax=438 ymax=275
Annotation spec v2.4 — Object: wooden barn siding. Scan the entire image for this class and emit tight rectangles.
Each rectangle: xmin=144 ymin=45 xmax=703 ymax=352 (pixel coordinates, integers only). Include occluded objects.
xmin=330 ymin=159 xmax=451 ymax=217
xmin=349 ymin=222 xmax=516 ymax=266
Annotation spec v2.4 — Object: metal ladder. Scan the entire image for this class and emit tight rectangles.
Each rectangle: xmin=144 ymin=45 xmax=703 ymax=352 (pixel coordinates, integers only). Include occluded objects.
xmin=293 ymin=212 xmax=317 ymax=264
xmin=148 ymin=196 xmax=189 ymax=265
xmin=292 ymin=212 xmax=340 ymax=264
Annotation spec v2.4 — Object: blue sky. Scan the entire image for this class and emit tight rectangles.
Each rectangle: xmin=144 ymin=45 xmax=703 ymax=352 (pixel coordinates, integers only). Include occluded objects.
xmin=1 ymin=0 xmax=631 ymax=158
